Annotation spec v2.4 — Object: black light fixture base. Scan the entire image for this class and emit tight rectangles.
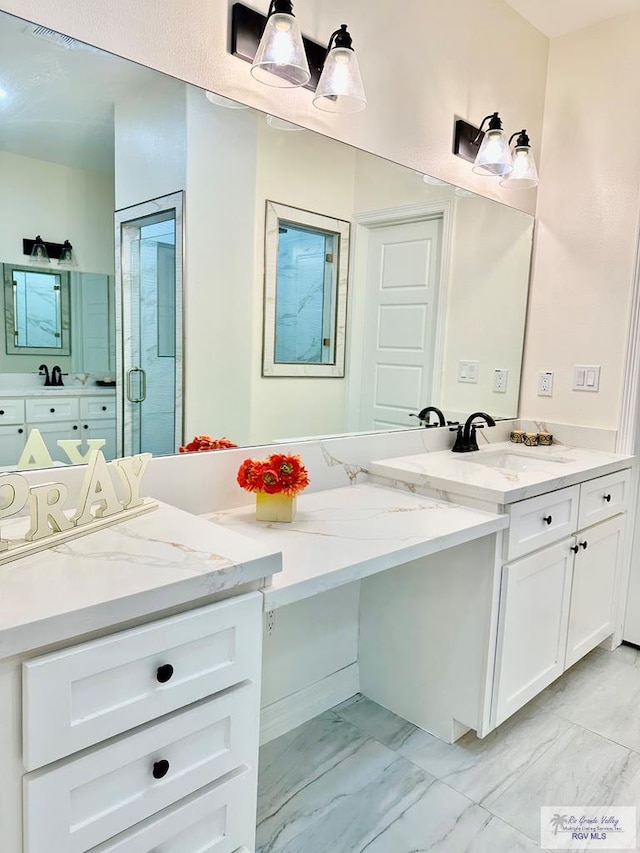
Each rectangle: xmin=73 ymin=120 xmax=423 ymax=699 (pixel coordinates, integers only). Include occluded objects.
xmin=22 ymin=237 xmax=69 ymax=261
xmin=453 ymin=118 xmax=485 ymax=164
xmin=230 ymin=2 xmax=325 ymax=91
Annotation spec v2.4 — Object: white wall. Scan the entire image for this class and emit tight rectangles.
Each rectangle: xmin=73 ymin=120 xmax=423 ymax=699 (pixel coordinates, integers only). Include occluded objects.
xmin=0 ymin=0 xmax=547 ymax=218
xmin=519 ymin=12 xmax=640 ymax=430
xmin=0 ymin=149 xmax=114 ymax=373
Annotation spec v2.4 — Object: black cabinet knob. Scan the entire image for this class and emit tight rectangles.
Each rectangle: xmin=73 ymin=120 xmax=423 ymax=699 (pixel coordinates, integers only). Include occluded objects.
xmin=83 ymin=424 xmax=89 ymax=430
xmin=603 ymin=494 xmax=612 ymax=503
xmin=0 ymin=410 xmax=5 ymax=416
xmin=50 ymin=408 xmax=55 ymax=413
xmin=18 ymin=428 xmax=23 ymax=434
xmin=73 ymin=425 xmax=78 ymax=430
xmin=152 ymin=759 xmax=170 ymax=780
xmin=570 ymin=545 xmax=579 ymax=554
xmin=102 ymin=406 xmax=107 ymax=411
xmin=156 ymin=664 xmax=174 ymax=684
xmin=543 ymin=515 xmax=553 ymax=525
xmin=580 ymin=541 xmax=588 ymax=550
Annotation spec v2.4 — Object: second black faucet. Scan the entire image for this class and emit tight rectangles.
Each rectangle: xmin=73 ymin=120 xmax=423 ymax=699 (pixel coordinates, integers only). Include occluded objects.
xmin=451 ymin=412 xmax=496 ymax=452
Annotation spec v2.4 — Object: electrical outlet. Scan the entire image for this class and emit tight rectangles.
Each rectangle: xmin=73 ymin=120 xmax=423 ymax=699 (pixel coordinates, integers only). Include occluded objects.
xmin=538 ymin=371 xmax=554 ymax=397
xmin=265 ymin=610 xmax=276 ymax=637
xmin=493 ymin=369 xmax=508 ymax=393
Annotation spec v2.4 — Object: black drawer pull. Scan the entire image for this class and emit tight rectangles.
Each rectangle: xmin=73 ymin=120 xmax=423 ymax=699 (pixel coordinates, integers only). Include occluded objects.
xmin=156 ymin=664 xmax=174 ymax=684
xmin=102 ymin=406 xmax=107 ymax=411
xmin=73 ymin=425 xmax=78 ymax=430
xmin=580 ymin=541 xmax=588 ymax=550
xmin=152 ymin=759 xmax=170 ymax=780
xmin=603 ymin=494 xmax=612 ymax=503
xmin=18 ymin=428 xmax=23 ymax=434
xmin=570 ymin=545 xmax=579 ymax=554
xmin=543 ymin=515 xmax=553 ymax=525
xmin=0 ymin=410 xmax=5 ymax=416
xmin=83 ymin=424 xmax=89 ymax=430
xmin=50 ymin=408 xmax=55 ymax=413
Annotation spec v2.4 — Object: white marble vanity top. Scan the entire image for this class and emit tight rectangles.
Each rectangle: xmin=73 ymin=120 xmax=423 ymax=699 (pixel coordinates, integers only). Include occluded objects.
xmin=370 ymin=441 xmax=634 ymax=505
xmin=203 ymin=483 xmax=507 ymax=609
xmin=5 ymin=386 xmax=116 ymax=397
xmin=0 ymin=502 xmax=281 ymax=659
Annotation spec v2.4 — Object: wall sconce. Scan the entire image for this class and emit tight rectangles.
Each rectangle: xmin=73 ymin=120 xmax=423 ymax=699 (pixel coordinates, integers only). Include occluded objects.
xmin=250 ymin=0 xmax=310 ymax=88
xmin=499 ymin=130 xmax=539 ymax=189
xmin=454 ymin=113 xmax=538 ymax=189
xmin=313 ymin=25 xmax=366 ymax=113
xmin=24 ymin=236 xmax=76 ymax=266
xmin=231 ymin=3 xmax=366 ymax=113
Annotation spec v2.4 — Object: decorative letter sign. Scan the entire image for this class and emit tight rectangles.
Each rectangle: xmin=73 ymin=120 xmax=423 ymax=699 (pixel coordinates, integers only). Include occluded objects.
xmin=0 ymin=450 xmax=156 ymax=565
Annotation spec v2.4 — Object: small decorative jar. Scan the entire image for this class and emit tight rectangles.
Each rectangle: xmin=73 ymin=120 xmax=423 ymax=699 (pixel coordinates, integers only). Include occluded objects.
xmin=255 ymin=492 xmax=297 ymax=523
xmin=538 ymin=432 xmax=553 ymax=446
xmin=510 ymin=430 xmax=525 ymax=444
xmin=523 ymin=432 xmax=539 ymax=447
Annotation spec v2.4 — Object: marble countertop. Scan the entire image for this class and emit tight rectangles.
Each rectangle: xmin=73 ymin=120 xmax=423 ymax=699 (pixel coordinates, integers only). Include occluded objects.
xmin=203 ymin=483 xmax=507 ymax=609
xmin=0 ymin=502 xmax=281 ymax=660
xmin=370 ymin=441 xmax=634 ymax=505
xmin=2 ymin=386 xmax=116 ymax=396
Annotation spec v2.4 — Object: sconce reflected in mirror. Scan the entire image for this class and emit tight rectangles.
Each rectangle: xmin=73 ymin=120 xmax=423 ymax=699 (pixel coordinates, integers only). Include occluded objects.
xmin=453 ymin=113 xmax=539 ymax=190
xmin=29 ymin=235 xmax=50 ymax=264
xmin=57 ymin=240 xmax=77 ymax=268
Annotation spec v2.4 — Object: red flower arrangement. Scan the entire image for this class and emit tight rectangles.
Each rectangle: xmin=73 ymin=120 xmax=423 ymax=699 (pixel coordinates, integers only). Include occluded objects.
xmin=179 ymin=435 xmax=238 ymax=453
xmin=237 ymin=453 xmax=310 ymax=497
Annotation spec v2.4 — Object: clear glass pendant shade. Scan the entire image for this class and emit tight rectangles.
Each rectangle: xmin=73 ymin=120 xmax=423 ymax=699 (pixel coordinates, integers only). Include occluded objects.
xmin=472 ymin=128 xmax=513 ymax=176
xmin=500 ymin=144 xmax=539 ymax=189
xmin=313 ymin=46 xmax=366 ymax=113
xmin=58 ymin=240 xmax=77 ymax=267
xmin=251 ymin=12 xmax=310 ymax=88
xmin=29 ymin=236 xmax=50 ymax=264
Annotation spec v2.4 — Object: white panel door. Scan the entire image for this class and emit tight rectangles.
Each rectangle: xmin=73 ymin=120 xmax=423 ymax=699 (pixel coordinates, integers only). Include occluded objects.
xmin=359 ymin=217 xmax=443 ymax=431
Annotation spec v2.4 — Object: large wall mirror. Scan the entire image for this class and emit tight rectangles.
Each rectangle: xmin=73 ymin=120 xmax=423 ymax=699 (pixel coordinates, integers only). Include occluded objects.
xmin=0 ymin=9 xmax=534 ymax=470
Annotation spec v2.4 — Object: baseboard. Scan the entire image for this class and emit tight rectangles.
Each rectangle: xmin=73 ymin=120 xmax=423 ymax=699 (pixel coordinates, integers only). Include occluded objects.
xmin=260 ymin=663 xmax=360 ymax=745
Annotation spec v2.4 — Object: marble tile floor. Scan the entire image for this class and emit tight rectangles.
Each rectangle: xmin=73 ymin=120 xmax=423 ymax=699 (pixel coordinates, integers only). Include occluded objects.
xmin=256 ymin=644 xmax=640 ymax=852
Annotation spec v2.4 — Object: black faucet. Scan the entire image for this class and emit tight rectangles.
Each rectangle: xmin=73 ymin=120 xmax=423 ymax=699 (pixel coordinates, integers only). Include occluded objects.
xmin=451 ymin=411 xmax=496 ymax=453
xmin=38 ymin=364 xmax=51 ymax=387
xmin=410 ymin=405 xmax=447 ymax=428
xmin=51 ymin=366 xmax=64 ymax=387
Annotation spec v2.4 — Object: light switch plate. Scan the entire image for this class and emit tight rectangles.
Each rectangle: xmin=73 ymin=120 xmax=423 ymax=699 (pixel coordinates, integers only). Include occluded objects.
xmin=458 ymin=360 xmax=479 ymax=384
xmin=573 ymin=364 xmax=600 ymax=392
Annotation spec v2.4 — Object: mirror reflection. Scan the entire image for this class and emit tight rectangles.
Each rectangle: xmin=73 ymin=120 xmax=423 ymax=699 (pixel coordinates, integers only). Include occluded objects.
xmin=0 ymin=10 xmax=534 ymax=470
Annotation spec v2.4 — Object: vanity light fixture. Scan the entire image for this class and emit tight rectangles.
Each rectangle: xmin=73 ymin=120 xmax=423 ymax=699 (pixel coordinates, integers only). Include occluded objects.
xmin=454 ymin=112 xmax=513 ymax=177
xmin=28 ymin=235 xmax=50 ymax=264
xmin=312 ymin=24 xmax=366 ymax=114
xmin=499 ymin=129 xmax=539 ymax=189
xmin=250 ymin=0 xmax=310 ymax=88
xmin=57 ymin=240 xmax=77 ymax=267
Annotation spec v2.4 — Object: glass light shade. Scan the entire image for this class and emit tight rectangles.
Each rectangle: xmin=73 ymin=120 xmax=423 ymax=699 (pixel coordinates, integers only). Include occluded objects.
xmin=58 ymin=240 xmax=77 ymax=267
xmin=205 ymin=91 xmax=248 ymax=109
xmin=472 ymin=129 xmax=513 ymax=176
xmin=266 ymin=114 xmax=303 ymax=131
xmin=500 ymin=145 xmax=539 ymax=189
xmin=250 ymin=12 xmax=310 ymax=88
xmin=30 ymin=237 xmax=50 ymax=264
xmin=312 ymin=47 xmax=366 ymax=113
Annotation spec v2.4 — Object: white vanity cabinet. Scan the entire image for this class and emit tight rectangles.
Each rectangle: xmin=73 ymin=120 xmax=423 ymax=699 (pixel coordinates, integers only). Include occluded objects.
xmin=0 ymin=390 xmax=116 ymax=464
xmin=12 ymin=592 xmax=263 ymax=853
xmin=493 ymin=469 xmax=629 ymax=726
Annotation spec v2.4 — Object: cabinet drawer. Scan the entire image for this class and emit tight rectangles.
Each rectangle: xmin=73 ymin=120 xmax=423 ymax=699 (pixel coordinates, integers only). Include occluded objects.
xmin=87 ymin=771 xmax=255 ymax=853
xmin=23 ymin=592 xmax=262 ymax=770
xmin=24 ymin=684 xmax=258 ymax=853
xmin=506 ymin=485 xmax=580 ymax=561
xmin=0 ymin=398 xmax=25 ymax=424
xmin=578 ymin=469 xmax=631 ymax=529
xmin=80 ymin=396 xmax=116 ymax=419
xmin=26 ymin=396 xmax=79 ymax=422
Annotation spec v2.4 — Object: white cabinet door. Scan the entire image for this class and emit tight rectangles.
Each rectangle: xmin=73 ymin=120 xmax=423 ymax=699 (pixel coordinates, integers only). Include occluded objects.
xmin=565 ymin=514 xmax=623 ymax=669
xmin=0 ymin=423 xmax=26 ymax=466
xmin=83 ymin=419 xmax=117 ymax=461
xmin=29 ymin=421 xmax=78 ymax=463
xmin=493 ymin=539 xmax=574 ymax=726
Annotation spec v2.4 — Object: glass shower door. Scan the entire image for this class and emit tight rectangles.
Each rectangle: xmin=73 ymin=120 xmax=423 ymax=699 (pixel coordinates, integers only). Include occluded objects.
xmin=116 ymin=193 xmax=183 ymax=458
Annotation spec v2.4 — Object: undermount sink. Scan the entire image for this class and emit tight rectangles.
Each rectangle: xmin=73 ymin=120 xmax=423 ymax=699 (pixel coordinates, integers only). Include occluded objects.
xmin=468 ymin=450 xmax=572 ymax=472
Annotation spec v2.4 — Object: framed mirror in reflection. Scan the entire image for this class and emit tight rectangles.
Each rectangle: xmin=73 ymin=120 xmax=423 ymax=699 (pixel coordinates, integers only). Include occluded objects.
xmin=0 ymin=9 xmax=534 ymax=471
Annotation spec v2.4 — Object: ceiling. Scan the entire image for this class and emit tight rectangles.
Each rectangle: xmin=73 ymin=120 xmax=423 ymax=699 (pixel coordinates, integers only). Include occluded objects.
xmin=504 ymin=0 xmax=640 ymax=38
xmin=0 ymin=12 xmax=161 ymax=172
